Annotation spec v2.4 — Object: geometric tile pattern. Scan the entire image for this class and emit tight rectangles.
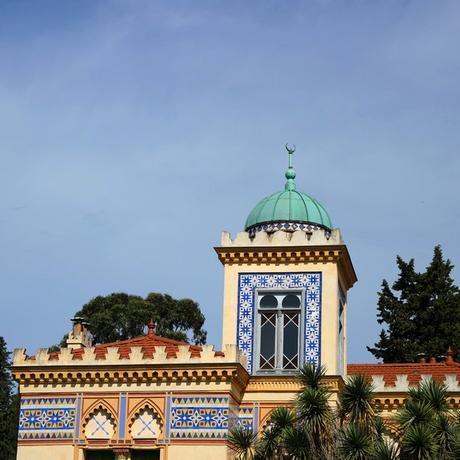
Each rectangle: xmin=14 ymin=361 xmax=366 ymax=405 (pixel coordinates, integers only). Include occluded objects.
xmin=247 ymin=222 xmax=329 ymax=238
xmin=169 ymin=397 xmax=229 ymax=439
xmin=18 ymin=397 xmax=76 ymax=440
xmin=237 ymin=406 xmax=255 ymax=431
xmin=237 ymin=272 xmax=322 ymax=373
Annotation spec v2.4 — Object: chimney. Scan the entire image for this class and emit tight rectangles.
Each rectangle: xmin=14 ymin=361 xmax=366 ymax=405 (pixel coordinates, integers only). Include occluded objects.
xmin=66 ymin=317 xmax=92 ymax=349
xmin=147 ymin=319 xmax=156 ymax=337
xmin=416 ymin=353 xmax=426 ymax=363
xmin=447 ymin=346 xmax=454 ymax=364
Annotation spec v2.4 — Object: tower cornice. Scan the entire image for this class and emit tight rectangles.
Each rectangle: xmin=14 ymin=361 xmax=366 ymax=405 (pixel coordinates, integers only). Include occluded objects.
xmin=215 ymin=243 xmax=356 ymax=290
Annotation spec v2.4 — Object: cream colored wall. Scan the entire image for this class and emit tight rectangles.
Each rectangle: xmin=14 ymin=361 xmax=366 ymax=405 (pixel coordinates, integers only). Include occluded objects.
xmin=17 ymin=444 xmax=74 ymax=460
xmin=166 ymin=444 xmax=229 ymax=460
xmin=221 ymin=262 xmax=342 ymax=375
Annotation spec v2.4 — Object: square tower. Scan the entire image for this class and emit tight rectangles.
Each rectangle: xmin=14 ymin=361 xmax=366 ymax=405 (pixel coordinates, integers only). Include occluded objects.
xmin=216 ymin=229 xmax=356 ymax=377
xmin=215 ymin=145 xmax=356 ymax=377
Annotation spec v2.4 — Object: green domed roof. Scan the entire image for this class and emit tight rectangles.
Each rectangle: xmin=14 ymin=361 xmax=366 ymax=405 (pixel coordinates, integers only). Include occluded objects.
xmin=245 ymin=145 xmax=332 ymax=233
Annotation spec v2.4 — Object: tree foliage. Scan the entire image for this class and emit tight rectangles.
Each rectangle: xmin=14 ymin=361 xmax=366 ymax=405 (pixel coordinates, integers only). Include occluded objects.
xmin=0 ymin=337 xmax=19 ymax=460
xmin=368 ymin=245 xmax=460 ymax=363
xmin=70 ymin=292 xmax=206 ymax=345
xmin=228 ymin=365 xmax=460 ymax=460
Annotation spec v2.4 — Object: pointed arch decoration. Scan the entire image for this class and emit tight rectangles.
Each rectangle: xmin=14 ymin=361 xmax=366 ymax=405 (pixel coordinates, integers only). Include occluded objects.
xmin=128 ymin=400 xmax=163 ymax=440
xmin=83 ymin=402 xmax=117 ymax=440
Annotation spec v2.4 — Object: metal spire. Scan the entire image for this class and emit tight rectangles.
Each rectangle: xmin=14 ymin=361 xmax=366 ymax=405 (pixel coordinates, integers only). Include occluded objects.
xmin=284 ymin=143 xmax=296 ymax=191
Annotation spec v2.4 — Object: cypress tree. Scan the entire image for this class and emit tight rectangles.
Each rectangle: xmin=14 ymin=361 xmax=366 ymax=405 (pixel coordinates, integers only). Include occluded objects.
xmin=368 ymin=246 xmax=460 ymax=362
xmin=0 ymin=337 xmax=18 ymax=460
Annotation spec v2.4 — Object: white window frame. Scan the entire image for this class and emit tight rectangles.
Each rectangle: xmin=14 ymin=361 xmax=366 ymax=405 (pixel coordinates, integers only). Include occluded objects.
xmin=253 ymin=288 xmax=305 ymax=375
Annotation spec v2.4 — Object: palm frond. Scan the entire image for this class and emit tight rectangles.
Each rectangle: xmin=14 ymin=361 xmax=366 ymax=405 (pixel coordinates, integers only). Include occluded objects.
xmin=396 ymin=400 xmax=434 ymax=430
xmin=373 ymin=416 xmax=387 ymax=442
xmin=258 ymin=407 xmax=295 ymax=459
xmin=281 ymin=426 xmax=312 ymax=460
xmin=228 ymin=426 xmax=259 ymax=460
xmin=409 ymin=378 xmax=449 ymax=414
xmin=400 ymin=423 xmax=436 ymax=460
xmin=372 ymin=439 xmax=399 ymax=460
xmin=269 ymin=406 xmax=296 ymax=431
xmin=338 ymin=374 xmax=375 ymax=425
xmin=433 ymin=412 xmax=457 ymax=457
xmin=297 ymin=364 xmax=327 ymax=390
xmin=338 ymin=423 xmax=373 ymax=460
xmin=296 ymin=386 xmax=333 ymax=445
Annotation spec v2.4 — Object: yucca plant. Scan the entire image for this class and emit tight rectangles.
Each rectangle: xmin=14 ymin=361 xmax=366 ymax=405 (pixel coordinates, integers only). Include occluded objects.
xmin=338 ymin=423 xmax=373 ymax=460
xmin=281 ymin=425 xmax=312 ymax=460
xmin=400 ymin=423 xmax=436 ymax=459
xmin=432 ymin=412 xmax=457 ymax=458
xmin=372 ymin=439 xmax=399 ymax=460
xmin=298 ymin=364 xmax=327 ymax=390
xmin=396 ymin=400 xmax=434 ymax=431
xmin=258 ymin=406 xmax=295 ymax=459
xmin=228 ymin=425 xmax=259 ymax=460
xmin=408 ymin=379 xmax=449 ymax=415
xmin=338 ymin=374 xmax=375 ymax=427
xmin=374 ymin=415 xmax=387 ymax=443
xmin=296 ymin=385 xmax=333 ymax=447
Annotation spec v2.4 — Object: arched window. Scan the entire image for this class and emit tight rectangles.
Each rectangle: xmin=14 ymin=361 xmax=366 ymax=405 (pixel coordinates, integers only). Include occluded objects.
xmin=255 ymin=291 xmax=302 ymax=373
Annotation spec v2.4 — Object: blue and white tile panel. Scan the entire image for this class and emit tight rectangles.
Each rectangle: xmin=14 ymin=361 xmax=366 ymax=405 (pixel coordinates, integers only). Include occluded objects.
xmin=237 ymin=272 xmax=322 ymax=373
xmin=18 ymin=397 xmax=76 ymax=440
xmin=168 ymin=397 xmax=258 ymax=440
xmin=169 ymin=396 xmax=229 ymax=439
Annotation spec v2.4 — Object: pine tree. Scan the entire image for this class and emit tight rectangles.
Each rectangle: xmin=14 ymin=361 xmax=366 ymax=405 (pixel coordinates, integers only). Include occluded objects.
xmin=0 ymin=337 xmax=18 ymax=460
xmin=368 ymin=246 xmax=460 ymax=362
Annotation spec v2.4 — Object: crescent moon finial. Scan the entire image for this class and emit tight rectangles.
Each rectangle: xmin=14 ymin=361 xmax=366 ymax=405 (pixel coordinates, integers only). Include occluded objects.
xmin=285 ymin=143 xmax=296 ymax=155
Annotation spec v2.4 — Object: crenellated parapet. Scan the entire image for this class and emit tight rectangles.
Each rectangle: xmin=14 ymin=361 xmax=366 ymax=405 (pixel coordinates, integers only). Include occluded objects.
xmin=219 ymin=228 xmax=343 ymax=247
xmin=348 ymin=362 xmax=460 ymax=413
xmin=215 ymin=229 xmax=356 ymax=290
xmin=12 ymin=340 xmax=250 ymax=395
xmin=13 ymin=343 xmax=246 ymax=368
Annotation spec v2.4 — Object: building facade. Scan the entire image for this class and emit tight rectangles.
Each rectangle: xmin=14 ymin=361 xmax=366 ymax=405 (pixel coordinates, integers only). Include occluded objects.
xmin=12 ymin=147 xmax=460 ymax=459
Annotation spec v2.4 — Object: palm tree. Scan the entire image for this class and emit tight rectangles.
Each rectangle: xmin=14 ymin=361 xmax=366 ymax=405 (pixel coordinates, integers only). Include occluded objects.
xmin=399 ymin=423 xmax=436 ymax=459
xmin=408 ymin=379 xmax=449 ymax=415
xmin=228 ymin=370 xmax=459 ymax=459
xmin=396 ymin=399 xmax=434 ymax=431
xmin=228 ymin=425 xmax=259 ymax=460
xmin=296 ymin=364 xmax=333 ymax=449
xmin=281 ymin=426 xmax=312 ymax=460
xmin=395 ymin=378 xmax=460 ymax=458
xmin=338 ymin=374 xmax=375 ymax=427
xmin=434 ymin=413 xmax=457 ymax=457
xmin=337 ymin=423 xmax=373 ymax=460
xmin=372 ymin=439 xmax=399 ymax=460
xmin=258 ymin=407 xmax=296 ymax=459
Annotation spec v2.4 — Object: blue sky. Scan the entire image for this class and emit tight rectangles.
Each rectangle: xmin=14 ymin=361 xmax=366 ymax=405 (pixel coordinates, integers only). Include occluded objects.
xmin=1 ymin=0 xmax=459 ymax=362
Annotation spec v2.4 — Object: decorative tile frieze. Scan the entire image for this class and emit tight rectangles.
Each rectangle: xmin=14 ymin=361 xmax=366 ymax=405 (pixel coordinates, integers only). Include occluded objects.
xmin=169 ymin=396 xmax=229 ymax=439
xmin=237 ymin=272 xmax=321 ymax=373
xmin=247 ymin=222 xmax=330 ymax=238
xmin=18 ymin=397 xmax=76 ymax=440
xmin=238 ymin=406 xmax=255 ymax=431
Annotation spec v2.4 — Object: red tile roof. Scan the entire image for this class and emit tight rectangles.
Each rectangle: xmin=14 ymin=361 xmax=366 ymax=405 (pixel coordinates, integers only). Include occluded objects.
xmin=47 ymin=333 xmax=224 ymax=361
xmin=348 ymin=361 xmax=460 ymax=387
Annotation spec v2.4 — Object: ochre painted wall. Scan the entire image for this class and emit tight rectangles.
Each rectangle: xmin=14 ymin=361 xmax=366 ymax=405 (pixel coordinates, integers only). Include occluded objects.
xmin=17 ymin=444 xmax=74 ymax=460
